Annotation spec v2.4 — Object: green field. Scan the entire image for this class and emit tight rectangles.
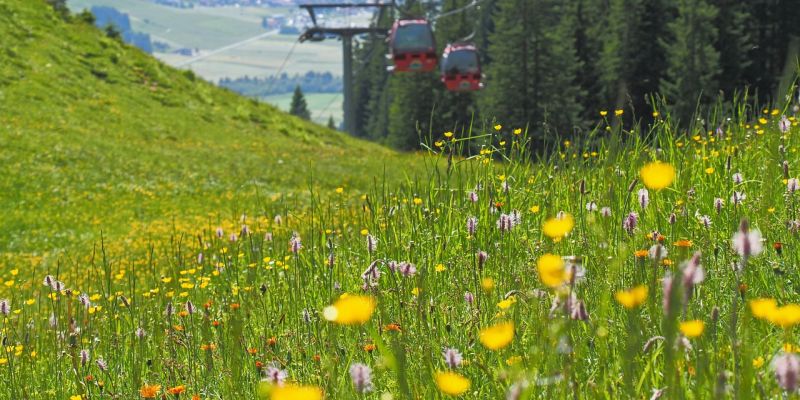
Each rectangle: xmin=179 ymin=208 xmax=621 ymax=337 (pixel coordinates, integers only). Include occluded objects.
xmin=67 ymin=0 xmax=344 ymax=81
xmin=7 ymin=1 xmax=800 ymax=400
xmin=262 ymin=92 xmax=343 ymax=126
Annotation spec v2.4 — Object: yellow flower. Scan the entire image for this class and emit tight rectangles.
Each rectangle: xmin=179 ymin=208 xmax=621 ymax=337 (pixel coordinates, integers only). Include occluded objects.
xmin=705 ymin=167 xmax=715 ymax=174
xmin=481 ymin=277 xmax=495 ymax=293
xmin=323 ymin=294 xmax=376 ymax=325
xmin=444 ymin=131 xmax=454 ymax=138
xmin=335 ymin=187 xmax=344 ymax=194
xmin=542 ymin=214 xmax=574 ymax=239
xmin=271 ymin=384 xmax=323 ymax=400
xmin=600 ymin=110 xmax=608 ymax=117
xmin=615 ymin=285 xmax=648 ymax=309
xmin=435 ymin=264 xmax=446 ymax=272
xmin=360 ymin=229 xmax=369 ymax=236
xmin=529 ymin=205 xmax=540 ymax=213
xmin=537 ymin=254 xmax=569 ymax=287
xmin=679 ymin=320 xmax=705 ymax=338
xmin=435 ymin=371 xmax=470 ymax=396
xmin=769 ymin=304 xmax=800 ymax=328
xmin=413 ymin=198 xmax=423 ymax=206
xmin=497 ymin=296 xmax=516 ymax=310
xmin=506 ymin=355 xmax=522 ymax=365
xmin=513 ymin=128 xmax=522 ymax=135
xmin=749 ymin=298 xmax=777 ymax=319
xmin=70 ymin=396 xmax=82 ymax=400
xmin=479 ymin=321 xmax=514 ymax=350
xmin=494 ymin=124 xmax=502 ymax=131
xmin=614 ymin=109 xmax=624 ymax=116
xmin=640 ymin=162 xmax=675 ymax=190
xmin=753 ymin=356 xmax=765 ymax=368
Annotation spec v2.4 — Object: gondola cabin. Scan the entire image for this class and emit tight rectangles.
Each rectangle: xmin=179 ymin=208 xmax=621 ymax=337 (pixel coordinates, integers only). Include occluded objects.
xmin=389 ymin=19 xmax=437 ymax=73
xmin=441 ymin=43 xmax=482 ymax=92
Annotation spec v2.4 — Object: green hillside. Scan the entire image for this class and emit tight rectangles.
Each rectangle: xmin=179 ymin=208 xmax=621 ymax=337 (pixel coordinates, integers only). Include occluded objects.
xmin=0 ymin=0 xmax=409 ymax=260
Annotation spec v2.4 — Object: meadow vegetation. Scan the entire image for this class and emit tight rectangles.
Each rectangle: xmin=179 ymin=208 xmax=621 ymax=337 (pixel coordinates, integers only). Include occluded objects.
xmin=4 ymin=1 xmax=800 ymax=400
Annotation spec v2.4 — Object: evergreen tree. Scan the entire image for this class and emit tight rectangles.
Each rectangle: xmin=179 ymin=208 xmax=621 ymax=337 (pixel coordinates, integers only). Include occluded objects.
xmin=481 ymin=0 xmax=583 ymax=147
xmin=711 ymin=0 xmax=752 ymax=98
xmin=742 ymin=0 xmax=800 ymax=101
xmin=572 ymin=0 xmax=606 ymax=121
xmin=327 ymin=116 xmax=337 ymax=130
xmin=289 ymin=85 xmax=311 ymax=120
xmin=600 ymin=0 xmax=674 ymax=118
xmin=660 ymin=0 xmax=720 ymax=122
xmin=352 ymin=10 xmax=393 ymax=139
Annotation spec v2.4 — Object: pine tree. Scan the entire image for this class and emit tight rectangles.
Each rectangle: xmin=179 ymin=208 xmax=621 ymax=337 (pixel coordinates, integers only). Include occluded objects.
xmin=289 ymin=85 xmax=311 ymax=120
xmin=660 ymin=0 xmax=720 ymax=123
xmin=742 ymin=0 xmax=800 ymax=101
xmin=711 ymin=0 xmax=752 ymax=98
xmin=352 ymin=10 xmax=393 ymax=139
xmin=573 ymin=0 xmax=606 ymax=121
xmin=600 ymin=0 xmax=674 ymax=118
xmin=327 ymin=116 xmax=336 ymax=130
xmin=481 ymin=0 xmax=583 ymax=147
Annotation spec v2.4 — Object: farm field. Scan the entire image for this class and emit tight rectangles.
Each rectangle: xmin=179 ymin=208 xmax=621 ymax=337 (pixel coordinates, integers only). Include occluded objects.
xmin=5 ymin=1 xmax=800 ymax=400
xmin=262 ymin=92 xmax=343 ymax=125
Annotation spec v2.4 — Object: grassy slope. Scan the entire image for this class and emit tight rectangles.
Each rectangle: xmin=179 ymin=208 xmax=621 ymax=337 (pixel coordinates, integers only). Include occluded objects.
xmin=0 ymin=0 xmax=411 ymax=257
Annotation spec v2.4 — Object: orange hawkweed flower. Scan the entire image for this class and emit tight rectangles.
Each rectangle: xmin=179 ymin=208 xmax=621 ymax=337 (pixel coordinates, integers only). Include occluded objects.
xmin=384 ymin=323 xmax=401 ymax=332
xmin=363 ymin=343 xmax=376 ymax=352
xmin=139 ymin=384 xmax=161 ymax=398
xmin=167 ymin=385 xmax=186 ymax=395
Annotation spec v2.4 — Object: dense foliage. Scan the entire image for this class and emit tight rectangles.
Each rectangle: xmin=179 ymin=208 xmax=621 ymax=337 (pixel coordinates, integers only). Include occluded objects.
xmin=352 ymin=0 xmax=800 ymax=150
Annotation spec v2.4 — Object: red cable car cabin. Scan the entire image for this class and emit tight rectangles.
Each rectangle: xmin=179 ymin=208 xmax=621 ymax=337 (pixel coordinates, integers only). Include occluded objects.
xmin=441 ymin=43 xmax=482 ymax=92
xmin=389 ymin=19 xmax=437 ymax=73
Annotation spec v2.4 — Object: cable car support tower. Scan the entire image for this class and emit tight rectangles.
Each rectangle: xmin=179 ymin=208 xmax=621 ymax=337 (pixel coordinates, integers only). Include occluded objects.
xmin=298 ymin=3 xmax=392 ymax=135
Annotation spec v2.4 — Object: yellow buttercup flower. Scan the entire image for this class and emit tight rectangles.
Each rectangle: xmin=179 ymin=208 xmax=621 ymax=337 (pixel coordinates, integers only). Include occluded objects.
xmin=750 ymin=298 xmax=777 ymax=319
xmin=323 ymin=294 xmax=376 ymax=325
xmin=537 ymin=254 xmax=569 ymax=287
xmin=435 ymin=371 xmax=470 ymax=396
xmin=769 ymin=304 xmax=800 ymax=328
xmin=679 ymin=320 xmax=705 ymax=338
xmin=542 ymin=213 xmax=574 ymax=239
xmin=640 ymin=162 xmax=675 ymax=190
xmin=479 ymin=321 xmax=514 ymax=350
xmin=270 ymin=384 xmax=323 ymax=400
xmin=614 ymin=285 xmax=648 ymax=309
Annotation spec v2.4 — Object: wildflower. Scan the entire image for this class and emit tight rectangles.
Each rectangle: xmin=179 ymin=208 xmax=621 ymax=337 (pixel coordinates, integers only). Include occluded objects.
xmin=477 ymin=251 xmax=488 ymax=269
xmin=773 ymin=353 xmax=800 ymax=392
xmin=466 ymin=217 xmax=477 ymax=236
xmin=140 ymin=384 xmax=161 ymax=398
xmin=732 ymin=172 xmax=743 ymax=185
xmin=600 ymin=207 xmax=611 ymax=217
xmin=185 ymin=301 xmax=196 ymax=315
xmin=323 ymin=294 xmax=376 ymax=325
xmin=570 ymin=300 xmax=589 ymax=321
xmin=435 ymin=371 xmax=471 ymax=396
xmin=215 ymin=227 xmax=224 ymax=238
xmin=167 ymin=385 xmax=186 ymax=395
xmin=780 ymin=115 xmax=792 ymax=133
xmin=443 ymin=348 xmax=463 ymax=369
xmin=468 ymin=191 xmax=478 ymax=203
xmin=0 ymin=299 xmax=9 ymax=316
xmin=679 ymin=320 xmax=705 ymax=338
xmin=80 ymin=349 xmax=90 ymax=366
xmin=730 ymin=191 xmax=745 ymax=205
xmin=754 ymin=357 xmax=766 ymax=368
xmin=537 ymin=254 xmax=569 ymax=287
xmin=542 ymin=213 xmax=574 ymax=239
xmin=623 ymin=212 xmax=638 ymax=234
xmin=770 ymin=304 xmax=800 ymax=328
xmin=714 ymin=198 xmax=724 ymax=213
xmin=615 ymin=286 xmax=648 ymax=309
xmin=366 ymin=234 xmax=378 ymax=253
xmin=136 ymin=327 xmax=146 ymax=339
xmin=479 ymin=321 xmax=514 ymax=350
xmin=96 ymin=357 xmax=108 ymax=372
xmin=639 ymin=162 xmax=675 ymax=190
xmin=614 ymin=109 xmax=624 ymax=116
xmin=648 ymin=244 xmax=667 ymax=260
xmin=464 ymin=292 xmax=474 ymax=305
xmin=698 ymin=215 xmax=712 ymax=228
xmin=750 ymin=298 xmax=777 ymax=320
xmin=349 ymin=363 xmax=373 ymax=393
xmin=789 ymin=178 xmax=800 ymax=194
xmin=398 ymin=262 xmax=417 ymax=277
xmin=586 ymin=201 xmax=598 ymax=212
xmin=496 ymin=213 xmax=513 ymax=232
xmin=270 ymin=384 xmax=323 ymax=400
xmin=638 ymin=188 xmax=650 ymax=209
xmin=681 ymin=252 xmax=705 ymax=291
xmin=732 ymin=220 xmax=763 ymax=258
xmin=290 ymin=233 xmax=302 ymax=254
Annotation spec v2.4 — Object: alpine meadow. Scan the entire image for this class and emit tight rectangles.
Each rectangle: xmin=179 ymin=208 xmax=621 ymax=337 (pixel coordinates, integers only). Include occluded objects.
xmin=3 ymin=0 xmax=800 ymax=399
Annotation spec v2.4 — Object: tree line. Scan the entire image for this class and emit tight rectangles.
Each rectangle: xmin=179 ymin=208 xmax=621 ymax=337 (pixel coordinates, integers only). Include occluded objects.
xmin=351 ymin=0 xmax=800 ymax=150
